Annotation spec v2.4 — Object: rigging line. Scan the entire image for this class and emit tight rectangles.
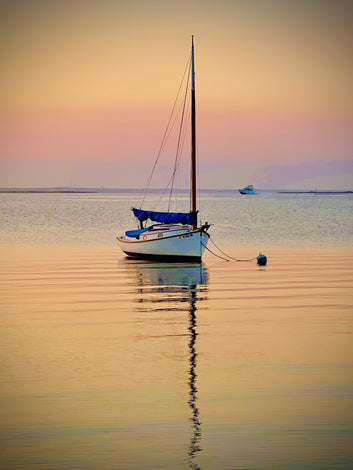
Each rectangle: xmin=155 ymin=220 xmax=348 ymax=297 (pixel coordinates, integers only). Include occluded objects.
xmin=201 ymin=242 xmax=230 ymax=261
xmin=150 ymin=104 xmax=190 ymax=212
xmin=168 ymin=59 xmax=191 ymax=211
xmin=170 ymin=97 xmax=191 ymax=212
xmin=176 ymin=97 xmax=189 ymax=211
xmin=177 ymin=105 xmax=191 ymax=212
xmin=154 ymin=160 xmax=184 ymax=210
xmin=193 ymin=111 xmax=200 ymax=220
xmin=158 ymin=103 xmax=190 ymax=207
xmin=209 ymin=237 xmax=258 ymax=262
xmin=151 ymin=134 xmax=187 ymax=212
xmin=169 ymin=61 xmax=191 ymax=206
xmin=140 ymin=54 xmax=191 ymax=208
xmin=151 ymin=61 xmax=191 ymax=211
xmin=139 ymin=52 xmax=191 ymax=209
xmin=151 ymin=98 xmax=188 ymax=209
xmin=163 ymin=89 xmax=188 ymax=148
xmin=172 ymin=112 xmax=188 ymax=212
xmin=195 ymin=98 xmax=202 ymax=225
xmin=196 ymin=148 xmax=201 ymax=225
xmin=155 ymin=173 xmax=174 ymax=207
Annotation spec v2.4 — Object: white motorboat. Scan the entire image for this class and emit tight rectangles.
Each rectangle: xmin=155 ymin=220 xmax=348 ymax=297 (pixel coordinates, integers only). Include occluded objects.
xmin=238 ymin=184 xmax=259 ymax=195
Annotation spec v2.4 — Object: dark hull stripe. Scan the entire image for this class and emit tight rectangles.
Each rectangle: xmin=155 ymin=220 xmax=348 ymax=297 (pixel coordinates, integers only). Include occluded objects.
xmin=123 ymin=251 xmax=202 ymax=263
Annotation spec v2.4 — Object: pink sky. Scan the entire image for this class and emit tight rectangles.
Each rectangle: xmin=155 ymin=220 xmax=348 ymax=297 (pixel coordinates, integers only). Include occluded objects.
xmin=1 ymin=0 xmax=352 ymax=189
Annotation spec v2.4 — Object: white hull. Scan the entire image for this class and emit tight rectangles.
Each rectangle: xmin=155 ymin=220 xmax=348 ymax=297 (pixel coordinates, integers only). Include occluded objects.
xmin=117 ymin=228 xmax=209 ymax=261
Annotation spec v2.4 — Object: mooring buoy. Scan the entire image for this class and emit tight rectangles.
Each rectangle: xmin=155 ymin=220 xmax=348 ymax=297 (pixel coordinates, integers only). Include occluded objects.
xmin=257 ymin=254 xmax=267 ymax=266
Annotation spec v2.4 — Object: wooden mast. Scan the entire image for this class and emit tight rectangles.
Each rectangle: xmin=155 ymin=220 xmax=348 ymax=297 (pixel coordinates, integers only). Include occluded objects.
xmin=191 ymin=36 xmax=197 ymax=230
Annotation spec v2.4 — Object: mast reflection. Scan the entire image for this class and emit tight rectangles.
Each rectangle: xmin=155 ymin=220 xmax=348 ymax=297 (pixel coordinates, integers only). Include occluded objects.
xmin=122 ymin=259 xmax=207 ymax=469
xmin=188 ymin=285 xmax=202 ymax=470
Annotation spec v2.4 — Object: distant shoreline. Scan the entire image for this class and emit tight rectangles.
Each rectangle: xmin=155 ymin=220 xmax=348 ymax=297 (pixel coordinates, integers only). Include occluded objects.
xmin=0 ymin=188 xmax=352 ymax=194
xmin=278 ymin=190 xmax=353 ymax=194
xmin=0 ymin=190 xmax=99 ymax=194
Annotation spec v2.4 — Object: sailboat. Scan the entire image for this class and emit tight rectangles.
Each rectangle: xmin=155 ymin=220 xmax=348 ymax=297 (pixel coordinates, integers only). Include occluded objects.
xmin=117 ymin=37 xmax=210 ymax=262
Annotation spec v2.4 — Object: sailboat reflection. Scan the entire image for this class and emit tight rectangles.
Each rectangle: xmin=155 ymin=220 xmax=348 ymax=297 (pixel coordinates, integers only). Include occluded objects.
xmin=187 ymin=284 xmax=202 ymax=470
xmin=122 ymin=259 xmax=207 ymax=469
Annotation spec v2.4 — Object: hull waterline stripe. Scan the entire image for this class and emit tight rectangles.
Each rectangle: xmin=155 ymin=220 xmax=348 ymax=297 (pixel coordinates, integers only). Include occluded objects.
xmin=123 ymin=251 xmax=202 ymax=262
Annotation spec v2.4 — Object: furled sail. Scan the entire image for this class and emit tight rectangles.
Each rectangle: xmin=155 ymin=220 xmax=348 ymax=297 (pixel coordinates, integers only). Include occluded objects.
xmin=132 ymin=208 xmax=197 ymax=226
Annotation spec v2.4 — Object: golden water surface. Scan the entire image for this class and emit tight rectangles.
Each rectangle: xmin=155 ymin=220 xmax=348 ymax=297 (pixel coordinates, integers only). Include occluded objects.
xmin=0 ymin=245 xmax=352 ymax=469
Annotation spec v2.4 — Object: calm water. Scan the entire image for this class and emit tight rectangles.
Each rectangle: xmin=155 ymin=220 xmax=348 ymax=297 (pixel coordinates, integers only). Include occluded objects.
xmin=1 ymin=190 xmax=352 ymax=247
xmin=0 ymin=191 xmax=352 ymax=469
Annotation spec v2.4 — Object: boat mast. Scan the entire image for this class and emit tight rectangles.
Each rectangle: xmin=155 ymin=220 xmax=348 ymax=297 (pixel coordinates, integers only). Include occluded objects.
xmin=191 ymin=35 xmax=197 ymax=229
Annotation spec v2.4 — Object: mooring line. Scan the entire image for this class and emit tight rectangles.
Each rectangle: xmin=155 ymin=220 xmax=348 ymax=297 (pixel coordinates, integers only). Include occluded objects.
xmin=201 ymin=242 xmax=229 ymax=261
xmin=208 ymin=236 xmax=259 ymax=262
xmin=202 ymin=235 xmax=267 ymax=265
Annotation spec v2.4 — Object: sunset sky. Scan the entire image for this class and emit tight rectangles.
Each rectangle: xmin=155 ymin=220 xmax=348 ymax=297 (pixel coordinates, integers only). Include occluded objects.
xmin=1 ymin=0 xmax=352 ymax=189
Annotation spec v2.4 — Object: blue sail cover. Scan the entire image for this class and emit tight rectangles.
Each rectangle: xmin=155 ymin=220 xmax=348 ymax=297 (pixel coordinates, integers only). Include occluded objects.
xmin=132 ymin=208 xmax=197 ymax=226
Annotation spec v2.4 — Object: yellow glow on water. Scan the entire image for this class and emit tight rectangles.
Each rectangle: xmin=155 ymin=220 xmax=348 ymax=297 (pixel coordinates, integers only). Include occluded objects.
xmin=0 ymin=244 xmax=352 ymax=468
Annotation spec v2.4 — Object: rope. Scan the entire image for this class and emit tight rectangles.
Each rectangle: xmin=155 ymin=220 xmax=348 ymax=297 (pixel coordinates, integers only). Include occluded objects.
xmin=209 ymin=237 xmax=258 ymax=261
xmin=202 ymin=235 xmax=262 ymax=263
xmin=201 ymin=242 xmax=229 ymax=261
